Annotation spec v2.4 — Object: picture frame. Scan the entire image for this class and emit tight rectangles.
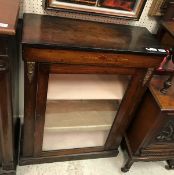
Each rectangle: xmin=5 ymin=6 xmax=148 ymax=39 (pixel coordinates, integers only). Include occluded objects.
xmin=45 ymin=0 xmax=147 ymax=20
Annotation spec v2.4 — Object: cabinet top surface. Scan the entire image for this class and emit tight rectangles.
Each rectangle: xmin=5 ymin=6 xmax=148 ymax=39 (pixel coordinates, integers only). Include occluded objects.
xmin=162 ymin=21 xmax=174 ymax=37
xmin=0 ymin=0 xmax=20 ymax=35
xmin=150 ymin=76 xmax=174 ymax=111
xmin=22 ymin=13 xmax=164 ymax=55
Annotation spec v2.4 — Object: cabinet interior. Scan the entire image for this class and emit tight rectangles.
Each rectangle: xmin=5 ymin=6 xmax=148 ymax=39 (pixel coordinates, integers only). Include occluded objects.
xmin=43 ymin=74 xmax=130 ymax=151
xmin=47 ymin=74 xmax=129 ymax=100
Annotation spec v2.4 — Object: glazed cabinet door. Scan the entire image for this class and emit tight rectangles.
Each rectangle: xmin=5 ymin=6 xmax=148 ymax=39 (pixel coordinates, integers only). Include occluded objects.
xmin=22 ymin=62 xmax=149 ymax=164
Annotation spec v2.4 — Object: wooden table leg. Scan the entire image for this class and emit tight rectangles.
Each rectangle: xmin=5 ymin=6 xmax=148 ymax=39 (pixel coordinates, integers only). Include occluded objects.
xmin=121 ymin=158 xmax=134 ymax=172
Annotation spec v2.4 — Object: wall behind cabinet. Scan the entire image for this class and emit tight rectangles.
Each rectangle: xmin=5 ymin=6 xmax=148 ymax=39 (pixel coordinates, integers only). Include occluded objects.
xmin=19 ymin=0 xmax=159 ymax=33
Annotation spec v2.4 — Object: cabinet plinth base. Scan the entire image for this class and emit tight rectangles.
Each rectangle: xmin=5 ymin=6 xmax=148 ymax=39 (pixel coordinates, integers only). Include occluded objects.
xmin=0 ymin=170 xmax=16 ymax=175
xmin=19 ymin=150 xmax=118 ymax=166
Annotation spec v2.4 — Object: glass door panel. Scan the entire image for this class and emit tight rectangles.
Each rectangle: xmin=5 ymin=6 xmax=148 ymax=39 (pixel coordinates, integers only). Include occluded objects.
xmin=43 ymin=74 xmax=130 ymax=151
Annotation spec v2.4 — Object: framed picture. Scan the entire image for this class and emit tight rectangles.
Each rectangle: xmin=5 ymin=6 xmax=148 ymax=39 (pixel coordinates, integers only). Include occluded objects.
xmin=148 ymin=0 xmax=167 ymax=16
xmin=45 ymin=0 xmax=147 ymax=20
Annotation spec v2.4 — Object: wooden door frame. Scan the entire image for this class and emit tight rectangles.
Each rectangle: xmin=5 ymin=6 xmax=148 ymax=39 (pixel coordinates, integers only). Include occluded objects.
xmin=21 ymin=61 xmax=152 ymax=165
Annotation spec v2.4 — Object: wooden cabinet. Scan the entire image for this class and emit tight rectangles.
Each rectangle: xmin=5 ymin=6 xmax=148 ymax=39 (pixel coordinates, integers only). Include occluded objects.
xmin=0 ymin=0 xmax=20 ymax=174
xmin=162 ymin=1 xmax=174 ymax=21
xmin=20 ymin=13 xmax=166 ymax=165
xmin=158 ymin=21 xmax=174 ymax=48
xmin=121 ymin=76 xmax=174 ymax=172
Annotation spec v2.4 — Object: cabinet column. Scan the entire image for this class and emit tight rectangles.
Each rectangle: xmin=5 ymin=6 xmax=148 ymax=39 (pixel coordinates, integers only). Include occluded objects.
xmin=23 ymin=61 xmax=38 ymax=157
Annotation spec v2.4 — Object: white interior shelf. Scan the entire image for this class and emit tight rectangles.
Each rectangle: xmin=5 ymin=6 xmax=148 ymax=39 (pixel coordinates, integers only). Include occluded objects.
xmin=43 ymin=130 xmax=109 ymax=151
xmin=43 ymin=100 xmax=118 ymax=151
xmin=45 ymin=100 xmax=117 ymax=132
xmin=47 ymin=74 xmax=129 ymax=100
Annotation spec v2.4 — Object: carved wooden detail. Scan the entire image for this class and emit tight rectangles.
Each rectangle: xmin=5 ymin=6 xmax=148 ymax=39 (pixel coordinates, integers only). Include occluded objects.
xmin=143 ymin=68 xmax=154 ymax=86
xmin=0 ymin=58 xmax=8 ymax=71
xmin=156 ymin=120 xmax=174 ymax=142
xmin=0 ymin=64 xmax=6 ymax=71
xmin=160 ymin=75 xmax=174 ymax=94
xmin=27 ymin=62 xmax=35 ymax=83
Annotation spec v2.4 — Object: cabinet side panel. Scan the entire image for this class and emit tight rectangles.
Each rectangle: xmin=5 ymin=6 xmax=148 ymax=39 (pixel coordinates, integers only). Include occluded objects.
xmin=127 ymin=90 xmax=160 ymax=154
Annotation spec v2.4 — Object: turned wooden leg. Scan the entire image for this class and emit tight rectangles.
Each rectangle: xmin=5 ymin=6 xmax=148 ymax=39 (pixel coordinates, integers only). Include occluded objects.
xmin=165 ymin=160 xmax=174 ymax=170
xmin=121 ymin=159 xmax=134 ymax=172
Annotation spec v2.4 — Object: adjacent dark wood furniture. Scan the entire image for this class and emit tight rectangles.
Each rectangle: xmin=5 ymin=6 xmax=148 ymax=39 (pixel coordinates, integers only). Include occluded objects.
xmin=121 ymin=76 xmax=174 ymax=172
xmin=157 ymin=21 xmax=174 ymax=93
xmin=158 ymin=21 xmax=174 ymax=48
xmin=162 ymin=1 xmax=174 ymax=21
xmin=20 ymin=13 xmax=166 ymax=165
xmin=148 ymin=0 xmax=174 ymax=18
xmin=0 ymin=0 xmax=20 ymax=174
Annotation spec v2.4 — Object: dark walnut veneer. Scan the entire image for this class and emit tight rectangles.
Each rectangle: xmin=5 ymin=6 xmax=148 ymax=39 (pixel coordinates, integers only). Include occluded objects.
xmin=20 ymin=13 xmax=166 ymax=165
